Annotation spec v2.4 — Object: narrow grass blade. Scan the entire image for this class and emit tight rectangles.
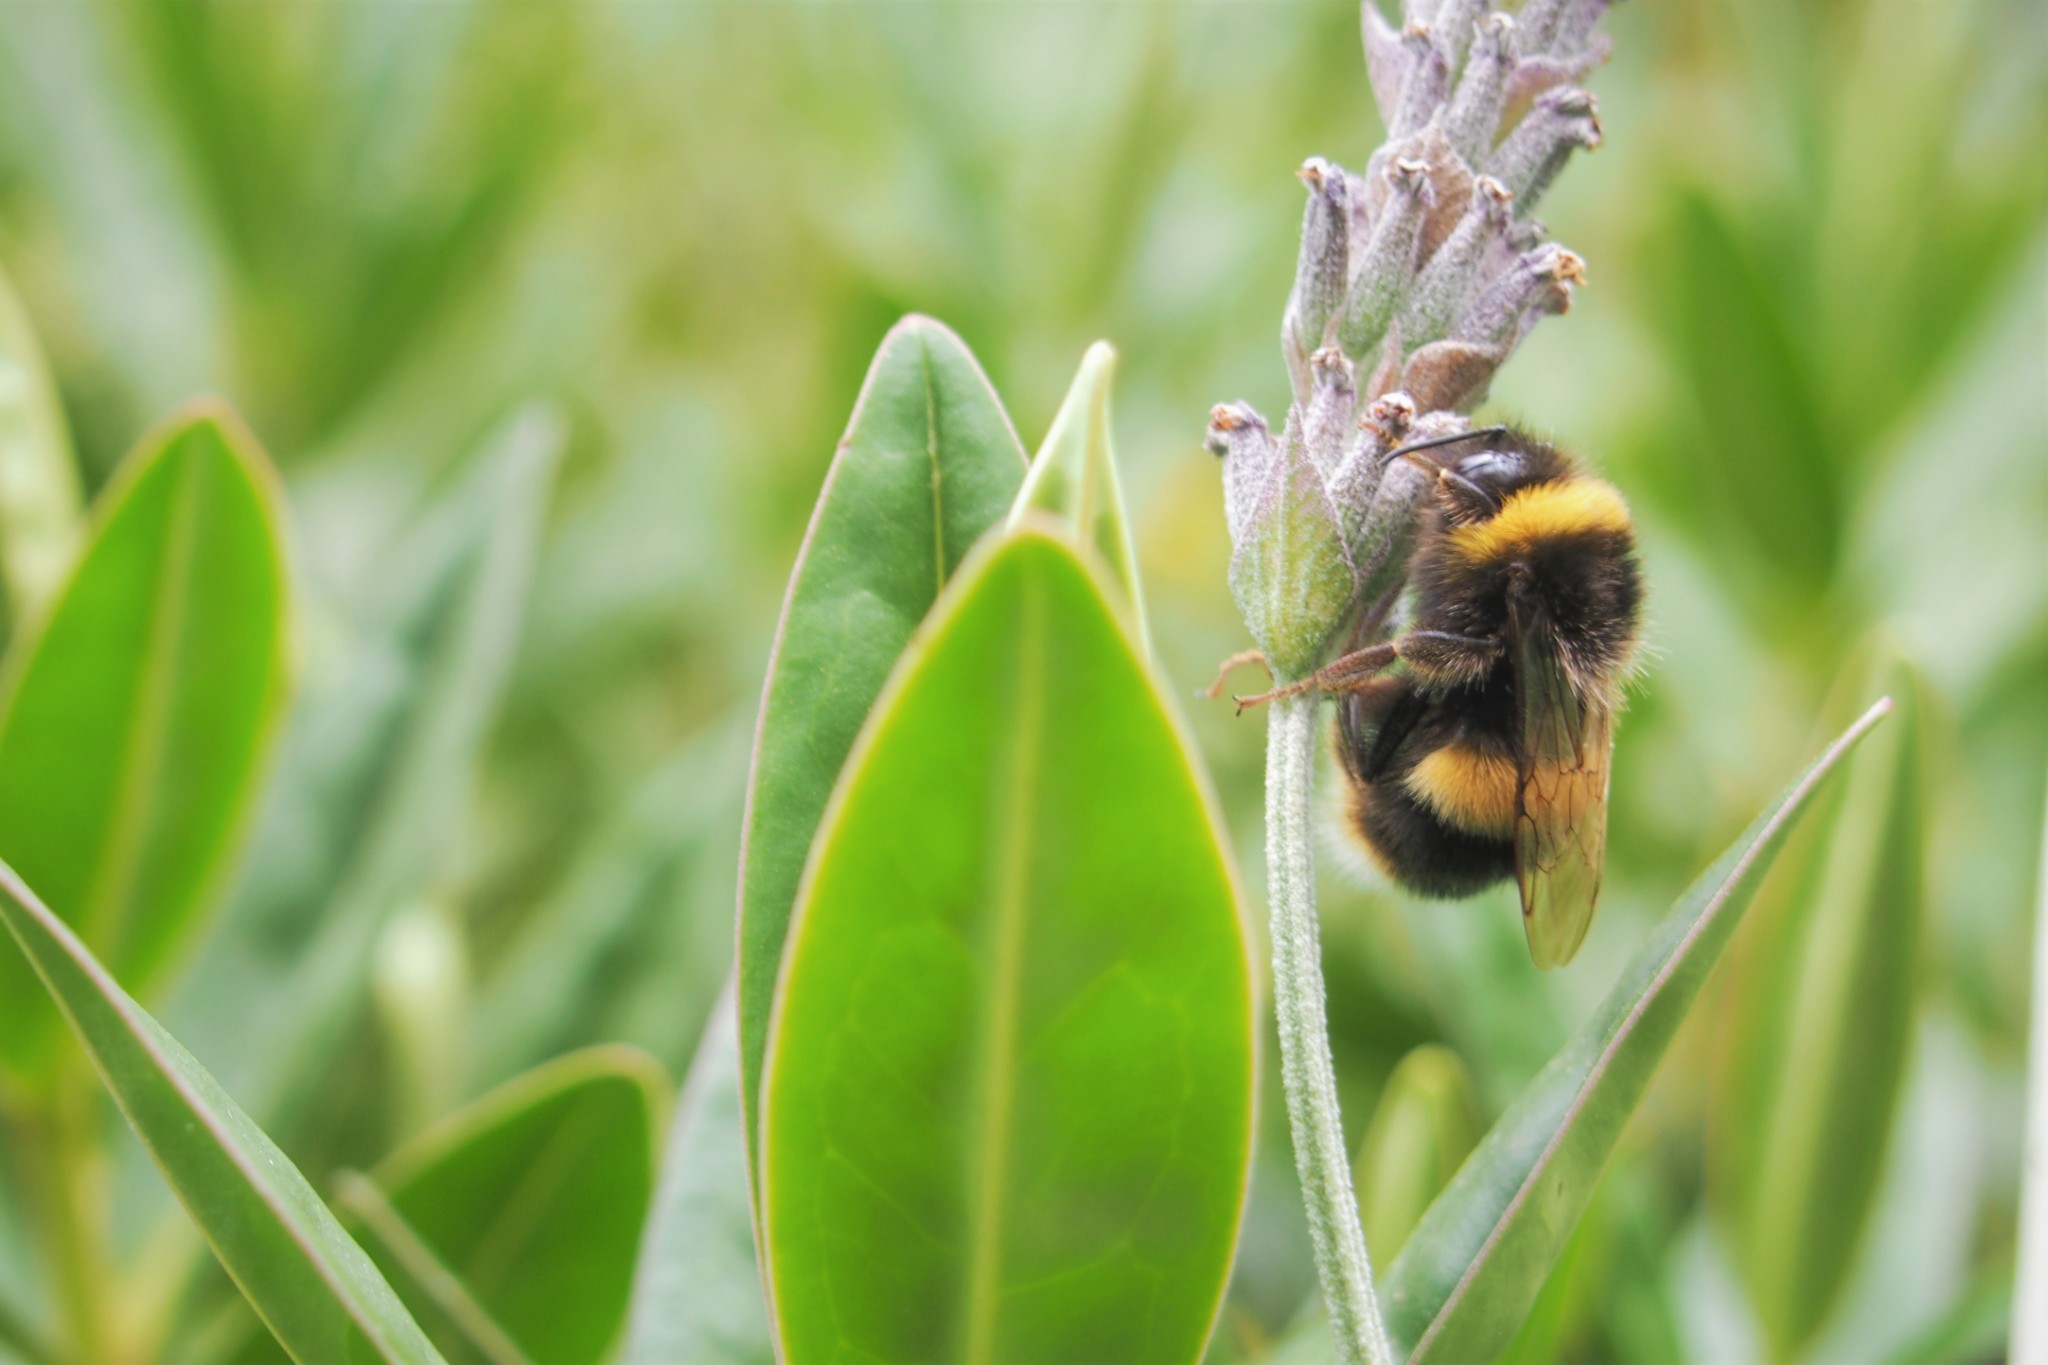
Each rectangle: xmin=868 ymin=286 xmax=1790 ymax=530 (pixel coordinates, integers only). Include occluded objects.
xmin=2015 ymin=756 xmax=2048 ymax=1365
xmin=0 ymin=860 xmax=440 ymax=1364
xmin=1712 ymin=642 xmax=1926 ymax=1353
xmin=1383 ymin=700 xmax=1893 ymax=1361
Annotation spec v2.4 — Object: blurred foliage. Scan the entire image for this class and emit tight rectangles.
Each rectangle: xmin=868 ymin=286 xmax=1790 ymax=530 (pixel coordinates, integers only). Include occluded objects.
xmin=0 ymin=0 xmax=2037 ymax=1358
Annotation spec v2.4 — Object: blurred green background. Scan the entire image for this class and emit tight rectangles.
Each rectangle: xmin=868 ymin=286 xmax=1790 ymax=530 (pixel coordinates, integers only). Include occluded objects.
xmin=0 ymin=0 xmax=2041 ymax=1359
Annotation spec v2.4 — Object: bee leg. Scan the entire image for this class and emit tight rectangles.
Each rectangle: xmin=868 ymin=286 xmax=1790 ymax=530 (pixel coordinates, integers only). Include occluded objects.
xmin=1233 ymin=642 xmax=1400 ymax=712
xmin=1397 ymin=630 xmax=1501 ymax=687
xmin=1203 ymin=649 xmax=1273 ymax=700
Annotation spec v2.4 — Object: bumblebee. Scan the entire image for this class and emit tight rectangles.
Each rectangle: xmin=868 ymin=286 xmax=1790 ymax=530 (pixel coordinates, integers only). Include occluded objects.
xmin=1240 ymin=425 xmax=1642 ymax=968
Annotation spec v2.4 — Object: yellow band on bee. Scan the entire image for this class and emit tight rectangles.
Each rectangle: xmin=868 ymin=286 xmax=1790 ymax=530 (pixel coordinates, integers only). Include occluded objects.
xmin=1445 ymin=477 xmax=1631 ymax=565
xmin=1405 ymin=745 xmax=1518 ymax=838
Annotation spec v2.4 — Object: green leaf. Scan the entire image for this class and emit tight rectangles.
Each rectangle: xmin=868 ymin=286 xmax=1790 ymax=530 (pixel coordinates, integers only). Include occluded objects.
xmin=1008 ymin=340 xmax=1147 ymax=648
xmin=354 ymin=1047 xmax=666 ymax=1365
xmin=760 ymin=526 xmax=1253 ymax=1365
xmin=0 ymin=859 xmax=440 ymax=1364
xmin=736 ymin=315 xmax=1027 ymax=1185
xmin=1354 ymin=1045 xmax=1480 ymax=1266
xmin=135 ymin=408 xmax=560 ymax=1343
xmin=1382 ymin=699 xmax=1894 ymax=1362
xmin=0 ymin=261 xmax=83 ymax=623
xmin=1712 ymin=640 xmax=1926 ymax=1355
xmin=0 ymin=402 xmax=291 ymax=1087
xmin=623 ymin=985 xmax=772 ymax=1365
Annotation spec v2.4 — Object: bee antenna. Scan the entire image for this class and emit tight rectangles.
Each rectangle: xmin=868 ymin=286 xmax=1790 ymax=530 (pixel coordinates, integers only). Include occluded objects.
xmin=1381 ymin=424 xmax=1512 ymax=466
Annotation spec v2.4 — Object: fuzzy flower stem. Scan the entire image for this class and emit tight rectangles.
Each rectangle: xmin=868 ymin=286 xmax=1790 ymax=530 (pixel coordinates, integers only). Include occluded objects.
xmin=1212 ymin=5 xmax=1616 ymax=1360
xmin=1266 ymin=691 xmax=1393 ymax=1365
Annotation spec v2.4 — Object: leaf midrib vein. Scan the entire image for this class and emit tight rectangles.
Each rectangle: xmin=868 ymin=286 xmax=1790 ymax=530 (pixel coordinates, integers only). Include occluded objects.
xmin=85 ymin=448 xmax=202 ymax=961
xmin=961 ymin=571 xmax=1044 ymax=1363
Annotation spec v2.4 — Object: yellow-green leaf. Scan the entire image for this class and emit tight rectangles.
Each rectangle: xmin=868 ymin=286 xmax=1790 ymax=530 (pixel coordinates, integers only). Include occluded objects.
xmin=0 ymin=860 xmax=440 ymax=1364
xmin=1354 ymin=1045 xmax=1480 ymax=1264
xmin=760 ymin=526 xmax=1252 ymax=1364
xmin=0 ymin=402 xmax=291 ymax=1087
xmin=1008 ymin=340 xmax=1147 ymax=647
xmin=356 ymin=1047 xmax=666 ymax=1365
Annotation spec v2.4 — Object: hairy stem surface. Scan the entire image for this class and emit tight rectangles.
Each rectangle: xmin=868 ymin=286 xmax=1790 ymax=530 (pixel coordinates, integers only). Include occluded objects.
xmin=1265 ymin=691 xmax=1391 ymax=1365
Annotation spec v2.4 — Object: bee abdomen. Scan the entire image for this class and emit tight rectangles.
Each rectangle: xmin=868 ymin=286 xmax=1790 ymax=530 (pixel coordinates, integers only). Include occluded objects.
xmin=1403 ymin=744 xmax=1517 ymax=838
xmin=1348 ymin=774 xmax=1515 ymax=899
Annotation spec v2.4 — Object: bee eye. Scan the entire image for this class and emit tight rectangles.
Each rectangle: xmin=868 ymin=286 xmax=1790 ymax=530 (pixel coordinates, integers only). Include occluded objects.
xmin=1456 ymin=451 xmax=1522 ymax=484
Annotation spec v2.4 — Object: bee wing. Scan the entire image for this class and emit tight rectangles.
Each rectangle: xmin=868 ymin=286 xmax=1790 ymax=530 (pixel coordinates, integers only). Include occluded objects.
xmin=1511 ymin=598 xmax=1611 ymax=969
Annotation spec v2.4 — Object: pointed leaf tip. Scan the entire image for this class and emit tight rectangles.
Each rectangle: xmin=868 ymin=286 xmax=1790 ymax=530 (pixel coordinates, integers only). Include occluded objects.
xmin=1383 ymin=697 xmax=1892 ymax=1361
xmin=1010 ymin=341 xmax=1148 ymax=651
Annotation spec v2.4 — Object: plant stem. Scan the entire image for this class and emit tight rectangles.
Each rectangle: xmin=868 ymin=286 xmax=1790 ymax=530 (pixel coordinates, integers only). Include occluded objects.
xmin=15 ymin=1085 xmax=108 ymax=1364
xmin=2013 ymin=764 xmax=2048 ymax=1363
xmin=1264 ymin=690 xmax=1393 ymax=1365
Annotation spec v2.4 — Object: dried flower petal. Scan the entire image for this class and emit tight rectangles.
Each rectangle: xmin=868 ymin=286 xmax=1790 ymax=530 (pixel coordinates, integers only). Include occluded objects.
xmin=1401 ymin=338 xmax=1507 ymax=411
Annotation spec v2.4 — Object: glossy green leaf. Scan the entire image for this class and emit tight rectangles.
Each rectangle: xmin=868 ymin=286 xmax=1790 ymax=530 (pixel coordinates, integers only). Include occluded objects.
xmin=761 ymin=526 xmax=1253 ymax=1365
xmin=0 ymin=261 xmax=82 ymax=622
xmin=1381 ymin=700 xmax=1893 ymax=1362
xmin=0 ymin=859 xmax=440 ymax=1364
xmin=736 ymin=315 xmax=1027 ymax=1182
xmin=0 ymin=402 xmax=291 ymax=1086
xmin=1008 ymin=340 xmax=1147 ymax=648
xmin=355 ymin=1047 xmax=666 ymax=1365
xmin=623 ymin=985 xmax=772 ymax=1365
xmin=1354 ymin=1045 xmax=1480 ymax=1265
xmin=1712 ymin=641 xmax=1926 ymax=1356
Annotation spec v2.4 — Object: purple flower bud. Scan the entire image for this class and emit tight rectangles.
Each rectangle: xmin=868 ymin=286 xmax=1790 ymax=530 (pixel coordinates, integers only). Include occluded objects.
xmin=1340 ymin=157 xmax=1434 ymax=358
xmin=1554 ymin=0 xmax=1613 ymax=54
xmin=1361 ymin=2 xmax=1411 ymax=129
xmin=1304 ymin=347 xmax=1358 ymax=474
xmin=1513 ymin=0 xmax=1570 ymax=53
xmin=1489 ymin=86 xmax=1602 ymax=213
xmin=1508 ymin=36 xmax=1612 ymax=107
xmin=1390 ymin=24 xmax=1450 ymax=138
xmin=1453 ymin=241 xmax=1585 ymax=347
xmin=1223 ymin=404 xmax=1361 ymax=677
xmin=1401 ymin=175 xmax=1515 ymax=347
xmin=1430 ymin=0 xmax=1489 ymax=72
xmin=1207 ymin=402 xmax=1276 ymax=547
xmin=1284 ymin=159 xmax=1354 ymax=400
xmin=1445 ymin=13 xmax=1517 ymax=166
